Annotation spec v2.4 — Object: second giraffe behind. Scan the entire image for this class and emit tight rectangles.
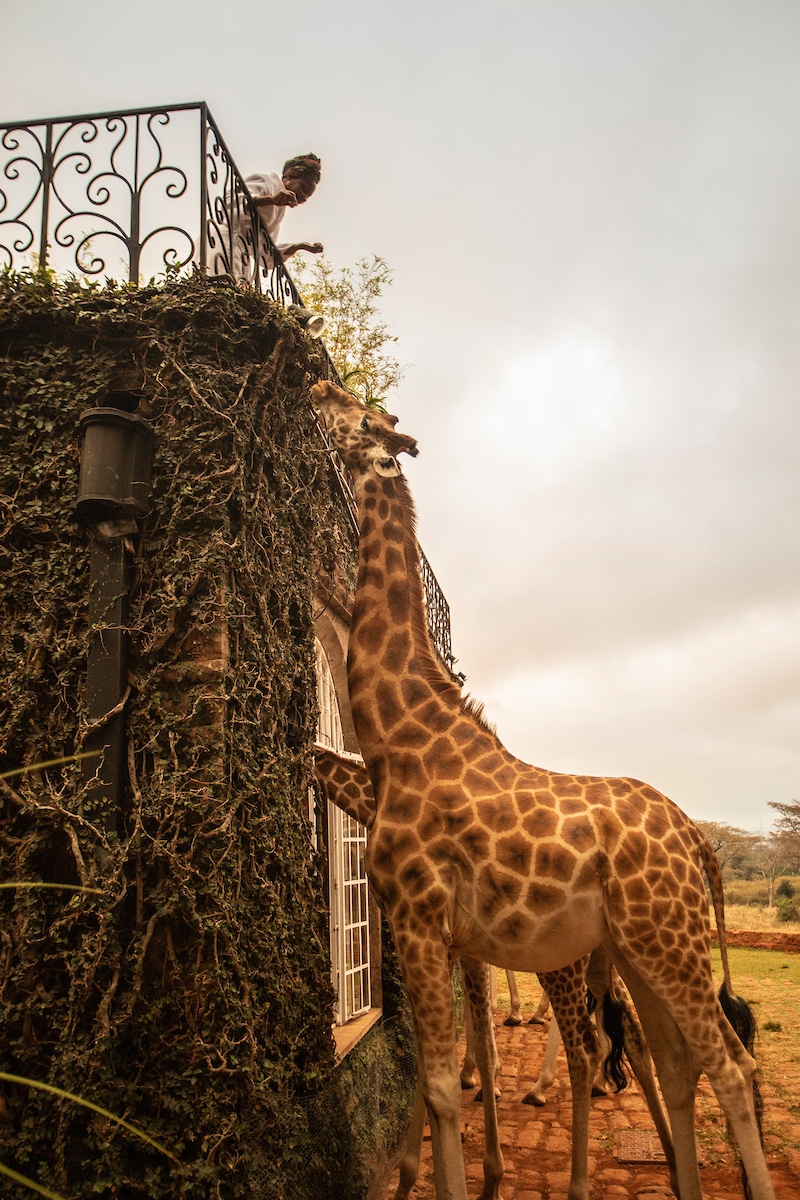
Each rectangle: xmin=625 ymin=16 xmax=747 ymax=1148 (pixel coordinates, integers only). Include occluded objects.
xmin=310 ymin=379 xmax=774 ymax=1200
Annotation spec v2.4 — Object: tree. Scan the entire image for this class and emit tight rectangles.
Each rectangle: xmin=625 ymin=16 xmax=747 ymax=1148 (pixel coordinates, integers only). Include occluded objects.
xmin=695 ymin=821 xmax=757 ymax=877
xmin=749 ymin=833 xmax=796 ymax=907
xmin=291 ymin=254 xmax=404 ymax=410
xmin=768 ymin=799 xmax=800 ymax=860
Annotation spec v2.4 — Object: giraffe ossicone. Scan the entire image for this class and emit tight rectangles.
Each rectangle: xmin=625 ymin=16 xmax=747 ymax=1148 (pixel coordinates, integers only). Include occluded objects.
xmin=311 ymin=379 xmax=775 ymax=1200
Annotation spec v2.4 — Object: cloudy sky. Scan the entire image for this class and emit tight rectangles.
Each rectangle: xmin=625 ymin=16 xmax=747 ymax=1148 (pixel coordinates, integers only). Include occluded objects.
xmin=3 ymin=0 xmax=798 ymax=832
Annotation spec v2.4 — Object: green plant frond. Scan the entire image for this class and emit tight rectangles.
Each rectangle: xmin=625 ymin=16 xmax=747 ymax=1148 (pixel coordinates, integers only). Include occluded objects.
xmin=0 ymin=883 xmax=103 ymax=895
xmin=0 ymin=1073 xmax=178 ymax=1163
xmin=340 ymin=368 xmax=387 ymax=412
xmin=0 ymin=751 xmax=100 ymax=781
xmin=0 ymin=1161 xmax=66 ymax=1200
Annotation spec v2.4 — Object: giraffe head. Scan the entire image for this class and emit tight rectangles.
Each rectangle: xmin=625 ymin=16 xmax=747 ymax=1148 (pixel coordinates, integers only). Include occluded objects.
xmin=311 ymin=381 xmax=418 ymax=479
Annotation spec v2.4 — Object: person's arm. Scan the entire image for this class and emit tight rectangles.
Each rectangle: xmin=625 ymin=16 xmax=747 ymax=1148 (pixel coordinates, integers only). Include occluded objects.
xmin=277 ymin=241 xmax=324 ymax=260
xmin=246 ymin=173 xmax=296 ymax=209
xmin=254 ymin=189 xmax=298 ymax=209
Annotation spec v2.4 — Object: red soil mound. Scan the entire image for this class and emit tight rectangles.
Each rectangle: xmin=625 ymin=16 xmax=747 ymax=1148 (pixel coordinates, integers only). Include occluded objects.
xmin=715 ymin=930 xmax=800 ymax=953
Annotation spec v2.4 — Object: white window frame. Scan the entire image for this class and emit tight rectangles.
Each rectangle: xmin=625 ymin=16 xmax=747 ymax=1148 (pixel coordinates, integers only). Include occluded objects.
xmin=314 ymin=640 xmax=372 ymax=1026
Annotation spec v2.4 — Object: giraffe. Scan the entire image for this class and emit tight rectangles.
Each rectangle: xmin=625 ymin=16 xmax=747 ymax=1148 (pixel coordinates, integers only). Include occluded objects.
xmin=314 ymin=743 xmax=679 ymax=1195
xmin=310 ymin=380 xmax=774 ymax=1200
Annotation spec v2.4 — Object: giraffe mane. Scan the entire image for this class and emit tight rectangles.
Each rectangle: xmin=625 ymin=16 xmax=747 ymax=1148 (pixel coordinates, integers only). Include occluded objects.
xmin=459 ymin=695 xmax=498 ymax=736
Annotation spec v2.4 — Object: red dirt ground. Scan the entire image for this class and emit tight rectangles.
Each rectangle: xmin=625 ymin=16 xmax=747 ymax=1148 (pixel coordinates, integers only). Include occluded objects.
xmin=378 ymin=934 xmax=800 ymax=1200
xmin=722 ymin=931 xmax=800 ymax=953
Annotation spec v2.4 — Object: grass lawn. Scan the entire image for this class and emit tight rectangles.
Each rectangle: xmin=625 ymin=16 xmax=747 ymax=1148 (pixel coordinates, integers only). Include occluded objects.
xmin=713 ymin=944 xmax=800 ymax=1139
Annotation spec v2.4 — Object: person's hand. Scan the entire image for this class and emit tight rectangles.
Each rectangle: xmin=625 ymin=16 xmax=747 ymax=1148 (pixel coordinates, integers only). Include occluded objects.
xmin=256 ymin=189 xmax=297 ymax=208
xmin=288 ymin=242 xmax=324 ymax=256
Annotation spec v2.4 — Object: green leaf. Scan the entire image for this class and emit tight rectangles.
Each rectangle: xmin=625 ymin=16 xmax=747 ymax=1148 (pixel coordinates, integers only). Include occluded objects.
xmin=0 ymin=1074 xmax=178 ymax=1162
xmin=0 ymin=1161 xmax=66 ymax=1200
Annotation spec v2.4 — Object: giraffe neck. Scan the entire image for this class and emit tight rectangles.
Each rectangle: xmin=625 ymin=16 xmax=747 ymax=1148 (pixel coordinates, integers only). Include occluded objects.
xmin=348 ymin=471 xmax=459 ymax=760
xmin=314 ymin=748 xmax=375 ymax=828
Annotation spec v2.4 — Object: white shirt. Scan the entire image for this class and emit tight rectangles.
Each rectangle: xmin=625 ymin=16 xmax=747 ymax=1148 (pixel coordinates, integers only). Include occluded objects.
xmin=245 ymin=172 xmax=292 ymax=255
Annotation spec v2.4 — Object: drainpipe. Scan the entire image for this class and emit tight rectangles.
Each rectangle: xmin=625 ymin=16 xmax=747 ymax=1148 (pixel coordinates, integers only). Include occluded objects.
xmin=75 ymin=398 xmax=154 ymax=837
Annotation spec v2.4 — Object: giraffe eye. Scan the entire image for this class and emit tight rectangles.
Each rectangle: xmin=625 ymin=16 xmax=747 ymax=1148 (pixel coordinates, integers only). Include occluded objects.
xmin=360 ymin=417 xmax=369 ymax=430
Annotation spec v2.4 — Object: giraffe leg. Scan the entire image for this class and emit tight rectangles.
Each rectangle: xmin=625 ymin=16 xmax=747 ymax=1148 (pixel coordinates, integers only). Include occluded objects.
xmin=529 ymin=986 xmax=550 ymax=1025
xmin=586 ymin=949 xmax=679 ymax=1195
xmin=460 ymin=983 xmax=479 ymax=1089
xmin=590 ymin=1008 xmax=610 ymax=1097
xmin=398 ymin=956 xmax=500 ymax=1200
xmin=462 ymin=956 xmax=505 ymax=1200
xmin=521 ymin=1007 xmax=562 ymax=1105
xmin=504 ymin=968 xmax=523 ymax=1025
xmin=641 ymin=964 xmax=773 ymax=1198
xmin=705 ymin=1017 xmax=773 ymax=1200
xmin=611 ymin=998 xmax=681 ymax=1193
xmin=397 ymin=937 xmax=468 ymax=1200
xmin=393 ymin=1080 xmax=427 ymax=1200
xmin=630 ymin=995 xmax=702 ymax=1200
xmin=535 ymin=962 xmax=600 ymax=1200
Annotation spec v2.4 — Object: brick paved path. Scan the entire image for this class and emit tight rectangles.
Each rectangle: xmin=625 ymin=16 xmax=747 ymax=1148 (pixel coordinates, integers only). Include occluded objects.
xmin=379 ymin=1011 xmax=800 ymax=1199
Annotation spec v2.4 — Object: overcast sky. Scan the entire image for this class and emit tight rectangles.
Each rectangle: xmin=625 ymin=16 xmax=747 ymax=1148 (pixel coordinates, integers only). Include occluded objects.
xmin=3 ymin=0 xmax=798 ymax=832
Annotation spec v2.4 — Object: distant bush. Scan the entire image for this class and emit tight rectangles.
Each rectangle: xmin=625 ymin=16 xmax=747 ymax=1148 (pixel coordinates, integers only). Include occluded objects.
xmin=776 ymin=898 xmax=800 ymax=924
xmin=776 ymin=878 xmax=796 ymax=900
xmin=725 ymin=885 xmax=769 ymax=907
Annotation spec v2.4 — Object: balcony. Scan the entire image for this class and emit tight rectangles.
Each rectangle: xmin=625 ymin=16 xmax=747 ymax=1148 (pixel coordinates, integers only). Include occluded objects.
xmin=0 ymin=101 xmax=298 ymax=298
xmin=0 ymin=100 xmax=455 ymax=671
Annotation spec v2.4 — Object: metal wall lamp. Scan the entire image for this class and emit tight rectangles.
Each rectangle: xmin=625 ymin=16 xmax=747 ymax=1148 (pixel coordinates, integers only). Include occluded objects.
xmin=75 ymin=407 xmax=154 ymax=526
xmin=287 ymin=304 xmax=325 ymax=338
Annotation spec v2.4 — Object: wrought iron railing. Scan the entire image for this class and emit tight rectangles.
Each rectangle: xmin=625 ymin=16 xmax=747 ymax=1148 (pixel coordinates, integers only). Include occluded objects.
xmin=419 ymin=552 xmax=454 ymax=671
xmin=0 ymin=101 xmax=299 ymax=301
xmin=0 ymin=100 xmax=456 ymax=671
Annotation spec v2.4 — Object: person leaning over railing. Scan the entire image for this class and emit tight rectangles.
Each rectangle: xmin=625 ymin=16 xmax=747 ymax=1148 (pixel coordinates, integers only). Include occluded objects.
xmin=225 ymin=152 xmax=324 ymax=284
xmin=245 ymin=152 xmax=325 ymax=262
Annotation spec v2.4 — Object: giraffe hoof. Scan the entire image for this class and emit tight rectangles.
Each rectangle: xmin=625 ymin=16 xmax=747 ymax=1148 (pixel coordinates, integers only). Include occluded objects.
xmin=460 ymin=1076 xmax=477 ymax=1090
xmin=521 ymin=1090 xmax=546 ymax=1107
xmin=503 ymin=1015 xmax=523 ymax=1026
xmin=528 ymin=1016 xmax=546 ymax=1025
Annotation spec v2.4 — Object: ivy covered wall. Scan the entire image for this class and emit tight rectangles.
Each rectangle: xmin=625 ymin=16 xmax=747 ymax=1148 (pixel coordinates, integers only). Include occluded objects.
xmin=0 ymin=272 xmax=409 ymax=1199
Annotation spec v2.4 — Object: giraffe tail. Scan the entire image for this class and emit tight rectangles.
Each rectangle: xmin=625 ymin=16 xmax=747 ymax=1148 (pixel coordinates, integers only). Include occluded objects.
xmin=701 ymin=835 xmax=765 ymax=1200
xmin=720 ymin=981 xmax=765 ymax=1200
xmin=599 ymin=990 xmax=628 ymax=1093
xmin=698 ymin=834 xmax=735 ymax=992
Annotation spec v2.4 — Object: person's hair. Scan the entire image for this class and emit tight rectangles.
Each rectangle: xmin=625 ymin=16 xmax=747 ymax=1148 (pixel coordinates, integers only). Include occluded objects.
xmin=282 ymin=153 xmax=321 ymax=184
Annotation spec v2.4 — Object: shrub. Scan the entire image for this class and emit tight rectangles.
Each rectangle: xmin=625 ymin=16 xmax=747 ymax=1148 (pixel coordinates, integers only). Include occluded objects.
xmin=776 ymin=898 xmax=800 ymax=924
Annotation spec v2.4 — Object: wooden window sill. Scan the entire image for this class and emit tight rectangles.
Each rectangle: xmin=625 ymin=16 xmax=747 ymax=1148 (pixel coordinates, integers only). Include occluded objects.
xmin=333 ymin=1007 xmax=383 ymax=1060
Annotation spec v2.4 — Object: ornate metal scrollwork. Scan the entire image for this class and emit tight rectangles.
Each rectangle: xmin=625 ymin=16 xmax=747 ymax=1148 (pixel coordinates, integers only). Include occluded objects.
xmin=0 ymin=102 xmax=296 ymax=297
xmin=0 ymin=123 xmax=46 ymax=268
xmin=1 ymin=108 xmax=199 ymax=280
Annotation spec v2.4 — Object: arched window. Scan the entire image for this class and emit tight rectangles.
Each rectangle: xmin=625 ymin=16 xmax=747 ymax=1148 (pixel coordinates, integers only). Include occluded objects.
xmin=314 ymin=640 xmax=371 ymax=1025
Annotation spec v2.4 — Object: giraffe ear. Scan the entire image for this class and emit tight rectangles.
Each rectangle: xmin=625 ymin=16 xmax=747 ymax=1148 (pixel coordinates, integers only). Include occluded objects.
xmin=374 ymin=456 xmax=400 ymax=477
